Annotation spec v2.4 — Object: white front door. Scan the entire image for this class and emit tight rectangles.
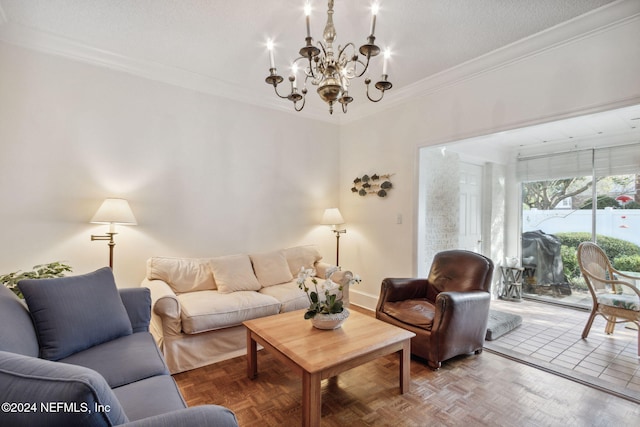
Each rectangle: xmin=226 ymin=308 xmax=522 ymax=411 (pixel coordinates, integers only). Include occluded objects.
xmin=459 ymin=162 xmax=483 ymax=253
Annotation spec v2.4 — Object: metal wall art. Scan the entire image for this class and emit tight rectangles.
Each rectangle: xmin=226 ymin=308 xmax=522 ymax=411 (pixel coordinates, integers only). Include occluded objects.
xmin=351 ymin=173 xmax=394 ymax=197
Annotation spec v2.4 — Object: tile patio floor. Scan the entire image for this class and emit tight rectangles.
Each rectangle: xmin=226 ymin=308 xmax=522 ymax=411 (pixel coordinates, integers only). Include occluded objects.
xmin=486 ymin=298 xmax=640 ymax=402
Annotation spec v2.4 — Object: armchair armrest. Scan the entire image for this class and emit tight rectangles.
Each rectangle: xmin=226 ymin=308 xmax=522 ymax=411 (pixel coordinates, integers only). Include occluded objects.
xmin=432 ymin=291 xmax=491 ymax=337
xmin=315 ymin=262 xmax=354 ymax=304
xmin=142 ymin=278 xmax=182 ymax=338
xmin=377 ymin=278 xmax=429 ymax=309
xmin=582 ymin=270 xmax=640 ymax=297
xmin=612 ymin=268 xmax=640 ymax=283
xmin=615 ymin=280 xmax=640 ymax=297
xmin=124 ymin=405 xmax=238 ymax=427
xmin=314 ymin=262 xmax=338 ymax=280
xmin=119 ymin=287 xmax=152 ymax=333
xmin=603 ymin=279 xmax=640 ymax=297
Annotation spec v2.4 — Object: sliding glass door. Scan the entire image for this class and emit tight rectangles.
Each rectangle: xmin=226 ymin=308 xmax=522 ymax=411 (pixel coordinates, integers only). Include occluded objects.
xmin=518 ymin=144 xmax=640 ymax=307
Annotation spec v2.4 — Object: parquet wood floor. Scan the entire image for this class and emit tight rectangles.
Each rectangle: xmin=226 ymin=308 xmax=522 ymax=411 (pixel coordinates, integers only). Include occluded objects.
xmin=173 ymin=309 xmax=640 ymax=426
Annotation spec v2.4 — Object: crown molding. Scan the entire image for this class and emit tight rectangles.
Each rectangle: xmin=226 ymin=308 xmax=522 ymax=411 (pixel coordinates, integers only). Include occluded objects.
xmin=0 ymin=20 xmax=337 ymax=124
xmin=0 ymin=0 xmax=637 ymax=126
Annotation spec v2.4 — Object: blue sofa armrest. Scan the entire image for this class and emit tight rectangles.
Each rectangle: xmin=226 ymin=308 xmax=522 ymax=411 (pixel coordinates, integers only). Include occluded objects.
xmin=119 ymin=288 xmax=152 ymax=333
xmin=123 ymin=405 xmax=238 ymax=427
xmin=0 ymin=350 xmax=129 ymax=426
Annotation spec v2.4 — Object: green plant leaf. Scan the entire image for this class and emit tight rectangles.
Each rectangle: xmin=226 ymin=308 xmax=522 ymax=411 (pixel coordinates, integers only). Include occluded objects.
xmin=1 ymin=261 xmax=72 ymax=299
xmin=330 ymin=300 xmax=343 ymax=314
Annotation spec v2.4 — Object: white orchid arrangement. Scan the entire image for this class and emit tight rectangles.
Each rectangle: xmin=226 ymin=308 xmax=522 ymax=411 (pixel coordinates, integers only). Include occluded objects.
xmin=297 ymin=266 xmax=361 ymax=319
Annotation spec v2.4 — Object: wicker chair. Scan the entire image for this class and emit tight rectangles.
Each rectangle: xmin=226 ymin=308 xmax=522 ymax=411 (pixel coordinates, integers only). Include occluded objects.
xmin=577 ymin=241 xmax=640 ymax=355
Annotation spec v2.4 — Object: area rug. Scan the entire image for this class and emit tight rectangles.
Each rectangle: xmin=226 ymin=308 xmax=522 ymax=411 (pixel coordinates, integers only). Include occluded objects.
xmin=485 ymin=309 xmax=522 ymax=341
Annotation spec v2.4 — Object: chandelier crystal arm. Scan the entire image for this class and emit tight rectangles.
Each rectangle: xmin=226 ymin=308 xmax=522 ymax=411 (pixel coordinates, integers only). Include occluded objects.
xmin=337 ymin=42 xmax=360 ymax=77
xmin=271 ymin=80 xmax=292 ymax=99
xmin=293 ymin=96 xmax=306 ymax=112
xmin=354 ymin=57 xmax=371 ymax=78
xmin=364 ymin=75 xmax=392 ymax=103
xmin=306 ymin=56 xmax=317 ymax=80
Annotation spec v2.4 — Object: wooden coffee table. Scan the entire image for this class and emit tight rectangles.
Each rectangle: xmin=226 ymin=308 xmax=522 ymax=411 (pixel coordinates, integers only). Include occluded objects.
xmin=244 ymin=309 xmax=415 ymax=427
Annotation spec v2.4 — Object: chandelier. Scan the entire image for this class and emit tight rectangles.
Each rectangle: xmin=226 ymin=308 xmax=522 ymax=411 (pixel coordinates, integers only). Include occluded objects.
xmin=265 ymin=1 xmax=392 ymax=114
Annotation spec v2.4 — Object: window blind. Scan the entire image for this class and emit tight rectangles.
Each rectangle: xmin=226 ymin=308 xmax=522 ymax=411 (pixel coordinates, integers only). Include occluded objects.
xmin=516 ymin=149 xmax=594 ymax=182
xmin=593 ymin=143 xmax=640 ymax=176
xmin=516 ymin=142 xmax=640 ymax=182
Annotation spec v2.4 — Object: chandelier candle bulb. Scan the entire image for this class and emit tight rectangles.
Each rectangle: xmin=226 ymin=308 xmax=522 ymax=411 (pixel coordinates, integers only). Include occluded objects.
xmin=267 ymin=40 xmax=275 ymax=69
xmin=370 ymin=4 xmax=379 ymax=36
xmin=292 ymin=63 xmax=298 ymax=89
xmin=382 ymin=49 xmax=390 ymax=75
xmin=305 ymin=3 xmax=312 ymax=38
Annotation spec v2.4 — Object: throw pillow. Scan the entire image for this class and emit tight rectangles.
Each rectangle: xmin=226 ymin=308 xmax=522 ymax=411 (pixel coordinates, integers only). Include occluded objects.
xmin=283 ymin=245 xmax=323 ymax=276
xmin=18 ymin=267 xmax=133 ymax=361
xmin=250 ymin=250 xmax=294 ymax=287
xmin=147 ymin=257 xmax=216 ymax=293
xmin=209 ymin=254 xmax=261 ymax=293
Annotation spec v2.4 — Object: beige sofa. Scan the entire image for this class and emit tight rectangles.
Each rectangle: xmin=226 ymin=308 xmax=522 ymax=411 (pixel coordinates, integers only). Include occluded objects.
xmin=142 ymin=246 xmax=352 ymax=374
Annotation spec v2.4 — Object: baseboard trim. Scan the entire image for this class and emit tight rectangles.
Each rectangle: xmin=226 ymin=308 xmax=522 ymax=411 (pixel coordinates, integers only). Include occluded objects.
xmin=349 ymin=290 xmax=379 ymax=311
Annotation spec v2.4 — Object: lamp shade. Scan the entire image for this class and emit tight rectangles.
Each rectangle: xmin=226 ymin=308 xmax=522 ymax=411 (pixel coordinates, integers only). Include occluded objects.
xmin=90 ymin=198 xmax=137 ymax=225
xmin=321 ymin=208 xmax=345 ymax=226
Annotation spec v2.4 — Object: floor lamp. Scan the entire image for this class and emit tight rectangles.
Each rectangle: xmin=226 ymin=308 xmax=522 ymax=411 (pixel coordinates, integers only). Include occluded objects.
xmin=321 ymin=208 xmax=346 ymax=266
xmin=90 ymin=198 xmax=137 ymax=269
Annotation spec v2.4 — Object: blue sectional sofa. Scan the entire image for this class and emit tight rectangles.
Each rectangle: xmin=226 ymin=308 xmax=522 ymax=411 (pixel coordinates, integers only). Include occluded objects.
xmin=0 ymin=267 xmax=238 ymax=427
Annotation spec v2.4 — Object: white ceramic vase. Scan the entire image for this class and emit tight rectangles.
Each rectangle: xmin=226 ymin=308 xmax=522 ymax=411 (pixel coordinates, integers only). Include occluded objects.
xmin=311 ymin=308 xmax=350 ymax=330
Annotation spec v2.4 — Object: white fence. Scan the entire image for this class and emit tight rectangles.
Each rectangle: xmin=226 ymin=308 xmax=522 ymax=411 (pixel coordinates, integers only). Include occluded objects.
xmin=523 ymin=207 xmax=640 ymax=247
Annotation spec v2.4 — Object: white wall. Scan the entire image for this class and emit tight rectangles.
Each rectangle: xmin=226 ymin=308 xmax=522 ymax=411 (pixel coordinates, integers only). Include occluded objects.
xmin=339 ymin=14 xmax=640 ymax=309
xmin=2 ymin=8 xmax=639 ymax=306
xmin=0 ymin=42 xmax=340 ymax=286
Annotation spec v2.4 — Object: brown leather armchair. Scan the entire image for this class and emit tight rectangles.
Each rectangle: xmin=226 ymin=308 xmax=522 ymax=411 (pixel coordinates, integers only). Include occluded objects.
xmin=376 ymin=250 xmax=494 ymax=369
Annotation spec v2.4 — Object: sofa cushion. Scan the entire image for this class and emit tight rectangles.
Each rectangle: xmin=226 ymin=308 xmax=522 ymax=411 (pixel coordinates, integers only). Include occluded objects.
xmin=0 ymin=284 xmax=39 ymax=357
xmin=283 ymin=245 xmax=323 ymax=277
xmin=383 ymin=299 xmax=436 ymax=331
xmin=0 ymin=350 xmax=129 ymax=427
xmin=597 ymin=293 xmax=640 ymax=311
xmin=59 ymin=332 xmax=169 ymax=388
xmin=250 ymin=250 xmax=294 ymax=287
xmin=147 ymin=257 xmax=216 ymax=293
xmin=113 ymin=374 xmax=186 ymax=422
xmin=259 ymin=281 xmax=309 ymax=313
xmin=18 ymin=267 xmax=133 ymax=361
xmin=124 ymin=406 xmax=239 ymax=427
xmin=177 ymin=290 xmax=281 ymax=333
xmin=209 ymin=254 xmax=261 ymax=293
